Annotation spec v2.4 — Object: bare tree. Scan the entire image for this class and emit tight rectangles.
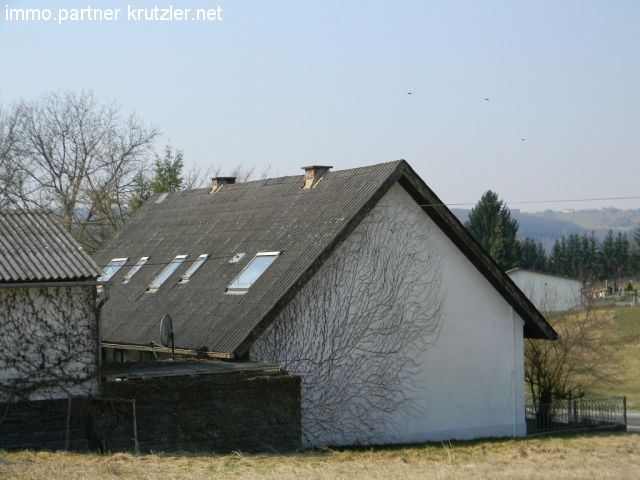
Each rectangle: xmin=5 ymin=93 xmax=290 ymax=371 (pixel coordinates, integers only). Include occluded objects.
xmin=0 ymin=286 xmax=98 ymax=403
xmin=182 ymin=162 xmax=272 ymax=190
xmin=251 ymin=200 xmax=443 ymax=446
xmin=2 ymin=91 xmax=159 ymax=250
xmin=524 ymin=302 xmax=625 ymax=419
xmin=0 ymin=106 xmax=21 ymax=208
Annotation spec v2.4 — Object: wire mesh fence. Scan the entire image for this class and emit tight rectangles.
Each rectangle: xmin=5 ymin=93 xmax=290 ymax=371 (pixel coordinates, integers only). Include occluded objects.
xmin=0 ymin=364 xmax=302 ymax=453
xmin=526 ymin=395 xmax=627 ymax=435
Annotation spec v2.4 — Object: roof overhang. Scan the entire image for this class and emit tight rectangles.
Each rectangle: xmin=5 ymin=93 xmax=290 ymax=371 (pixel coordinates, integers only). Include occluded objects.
xmin=395 ymin=162 xmax=557 ymax=340
xmin=0 ymin=279 xmax=100 ymax=288
xmin=101 ymin=342 xmax=234 ymax=360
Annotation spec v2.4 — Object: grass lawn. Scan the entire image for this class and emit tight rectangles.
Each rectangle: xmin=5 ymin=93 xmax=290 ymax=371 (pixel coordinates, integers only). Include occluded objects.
xmin=592 ymin=305 xmax=640 ymax=409
xmin=1 ymin=433 xmax=639 ymax=479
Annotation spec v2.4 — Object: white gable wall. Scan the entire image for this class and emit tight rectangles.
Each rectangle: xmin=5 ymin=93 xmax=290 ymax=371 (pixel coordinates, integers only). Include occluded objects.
xmin=251 ymin=182 xmax=526 ymax=446
xmin=507 ymin=269 xmax=583 ymax=312
xmin=0 ymin=285 xmax=99 ymax=402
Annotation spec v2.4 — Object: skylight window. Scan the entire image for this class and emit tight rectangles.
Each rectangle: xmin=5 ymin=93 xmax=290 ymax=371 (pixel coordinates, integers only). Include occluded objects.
xmin=227 ymin=251 xmax=281 ymax=293
xmin=155 ymin=192 xmax=169 ymax=204
xmin=179 ymin=254 xmax=208 ymax=283
xmin=98 ymin=258 xmax=129 ymax=282
xmin=122 ymin=257 xmax=149 ymax=284
xmin=148 ymin=255 xmax=187 ymax=292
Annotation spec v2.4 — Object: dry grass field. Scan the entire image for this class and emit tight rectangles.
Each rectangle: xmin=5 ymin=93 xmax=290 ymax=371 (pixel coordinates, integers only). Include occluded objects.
xmin=3 ymin=306 xmax=639 ymax=479
xmin=604 ymin=306 xmax=640 ymax=409
xmin=2 ymin=433 xmax=640 ymax=480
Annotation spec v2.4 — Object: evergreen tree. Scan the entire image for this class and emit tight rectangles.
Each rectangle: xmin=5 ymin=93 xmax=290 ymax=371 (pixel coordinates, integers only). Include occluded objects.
xmin=566 ymin=234 xmax=582 ymax=278
xmin=128 ymin=145 xmax=184 ymax=214
xmin=129 ymin=168 xmax=151 ymax=212
xmin=466 ymin=190 xmax=519 ymax=269
xmin=151 ymin=145 xmax=184 ymax=194
xmin=517 ymin=237 xmax=546 ymax=271
xmin=587 ymin=232 xmax=601 ymax=280
xmin=601 ymin=230 xmax=616 ymax=279
xmin=549 ymin=237 xmax=568 ymax=275
xmin=536 ymin=242 xmax=547 ymax=271
xmin=613 ymin=232 xmax=630 ymax=277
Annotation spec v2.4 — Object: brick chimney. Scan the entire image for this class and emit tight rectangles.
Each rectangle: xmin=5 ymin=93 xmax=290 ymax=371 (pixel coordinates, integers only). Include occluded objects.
xmin=302 ymin=165 xmax=332 ymax=189
xmin=210 ymin=176 xmax=236 ymax=194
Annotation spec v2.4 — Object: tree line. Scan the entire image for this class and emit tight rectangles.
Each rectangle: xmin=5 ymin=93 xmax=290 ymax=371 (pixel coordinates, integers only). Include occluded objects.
xmin=466 ymin=191 xmax=639 ymax=282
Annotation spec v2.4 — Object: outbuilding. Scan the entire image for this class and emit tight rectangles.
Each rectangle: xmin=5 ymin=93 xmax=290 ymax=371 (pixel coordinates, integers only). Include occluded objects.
xmin=507 ymin=268 xmax=583 ymax=312
xmin=0 ymin=210 xmax=101 ymax=402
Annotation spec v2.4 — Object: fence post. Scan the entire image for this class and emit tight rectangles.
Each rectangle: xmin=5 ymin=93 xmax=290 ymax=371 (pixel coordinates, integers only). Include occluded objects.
xmin=132 ymin=399 xmax=139 ymax=455
xmin=65 ymin=398 xmax=72 ymax=451
xmin=624 ymin=396 xmax=628 ymax=429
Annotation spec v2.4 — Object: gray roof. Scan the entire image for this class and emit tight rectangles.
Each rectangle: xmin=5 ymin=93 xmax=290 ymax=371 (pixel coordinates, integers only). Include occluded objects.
xmin=104 ymin=360 xmax=283 ymax=381
xmin=0 ymin=210 xmax=101 ymax=283
xmin=95 ymin=160 xmax=556 ymax=358
xmin=506 ymin=267 xmax=582 ymax=284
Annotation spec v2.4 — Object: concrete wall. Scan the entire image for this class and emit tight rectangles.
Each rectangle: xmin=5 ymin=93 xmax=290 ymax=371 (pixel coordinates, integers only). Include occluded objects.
xmin=0 ymin=285 xmax=98 ymax=401
xmin=507 ymin=269 xmax=583 ymax=312
xmin=251 ymin=182 xmax=526 ymax=447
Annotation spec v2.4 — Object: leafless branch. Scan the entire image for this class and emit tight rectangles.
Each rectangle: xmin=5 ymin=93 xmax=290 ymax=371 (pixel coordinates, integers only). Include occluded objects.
xmin=251 ymin=200 xmax=443 ymax=446
xmin=0 ymin=286 xmax=98 ymax=403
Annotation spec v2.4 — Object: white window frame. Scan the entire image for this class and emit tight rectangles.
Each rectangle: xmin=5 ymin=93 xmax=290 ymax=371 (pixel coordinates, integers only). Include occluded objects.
xmin=122 ymin=256 xmax=149 ymax=284
xmin=226 ymin=251 xmax=281 ymax=294
xmin=148 ymin=255 xmax=187 ymax=292
xmin=98 ymin=257 xmax=129 ymax=283
xmin=179 ymin=254 xmax=209 ymax=283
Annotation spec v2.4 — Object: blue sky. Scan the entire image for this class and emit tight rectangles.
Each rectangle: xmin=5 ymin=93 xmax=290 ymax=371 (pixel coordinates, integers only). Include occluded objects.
xmin=1 ymin=0 xmax=639 ymax=211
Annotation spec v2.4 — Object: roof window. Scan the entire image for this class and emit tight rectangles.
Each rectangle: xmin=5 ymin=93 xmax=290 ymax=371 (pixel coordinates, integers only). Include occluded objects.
xmin=98 ymin=258 xmax=129 ymax=282
xmin=179 ymin=254 xmax=208 ymax=283
xmin=227 ymin=251 xmax=280 ymax=294
xmin=155 ymin=192 xmax=169 ymax=204
xmin=148 ymin=255 xmax=187 ymax=292
xmin=122 ymin=257 xmax=149 ymax=283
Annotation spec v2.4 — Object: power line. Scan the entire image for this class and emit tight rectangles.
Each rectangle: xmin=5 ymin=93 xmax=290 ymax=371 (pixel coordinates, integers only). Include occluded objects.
xmin=419 ymin=194 xmax=640 ymax=208
xmin=97 ymin=253 xmax=248 ymax=269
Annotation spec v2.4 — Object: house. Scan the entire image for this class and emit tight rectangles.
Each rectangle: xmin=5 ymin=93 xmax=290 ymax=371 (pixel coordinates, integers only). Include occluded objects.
xmin=506 ymin=268 xmax=583 ymax=312
xmin=0 ymin=210 xmax=101 ymax=402
xmin=0 ymin=210 xmax=299 ymax=453
xmin=94 ymin=160 xmax=556 ymax=447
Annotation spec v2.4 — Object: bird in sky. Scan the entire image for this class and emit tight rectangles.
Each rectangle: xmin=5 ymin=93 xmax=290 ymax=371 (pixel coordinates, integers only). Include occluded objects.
xmin=521 ymin=138 xmax=526 ymax=141
xmin=484 ymin=98 xmax=490 ymax=101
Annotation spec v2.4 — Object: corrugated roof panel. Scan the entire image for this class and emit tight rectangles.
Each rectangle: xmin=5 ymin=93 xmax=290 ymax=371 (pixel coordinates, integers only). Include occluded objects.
xmin=95 ymin=162 xmax=403 ymax=355
xmin=0 ymin=210 xmax=101 ymax=283
xmin=95 ymin=160 xmax=557 ymax=356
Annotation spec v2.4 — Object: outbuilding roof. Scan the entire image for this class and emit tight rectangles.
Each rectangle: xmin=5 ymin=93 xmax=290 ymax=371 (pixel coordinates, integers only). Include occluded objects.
xmin=506 ymin=267 xmax=583 ymax=284
xmin=95 ymin=160 xmax=556 ymax=358
xmin=0 ymin=210 xmax=101 ymax=283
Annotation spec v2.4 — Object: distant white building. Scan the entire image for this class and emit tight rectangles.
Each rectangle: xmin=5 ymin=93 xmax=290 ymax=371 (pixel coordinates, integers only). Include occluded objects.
xmin=507 ymin=268 xmax=583 ymax=312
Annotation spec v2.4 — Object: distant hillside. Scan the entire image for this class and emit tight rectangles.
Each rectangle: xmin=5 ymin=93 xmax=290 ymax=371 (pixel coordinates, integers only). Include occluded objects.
xmin=452 ymin=208 xmax=640 ymax=251
xmin=537 ymin=208 xmax=640 ymax=231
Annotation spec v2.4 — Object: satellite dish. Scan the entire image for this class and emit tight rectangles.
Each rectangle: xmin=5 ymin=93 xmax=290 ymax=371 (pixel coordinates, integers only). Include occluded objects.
xmin=160 ymin=314 xmax=174 ymax=348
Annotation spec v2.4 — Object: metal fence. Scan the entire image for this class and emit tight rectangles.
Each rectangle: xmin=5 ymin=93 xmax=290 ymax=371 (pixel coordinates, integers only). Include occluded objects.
xmin=526 ymin=396 xmax=627 ymax=435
